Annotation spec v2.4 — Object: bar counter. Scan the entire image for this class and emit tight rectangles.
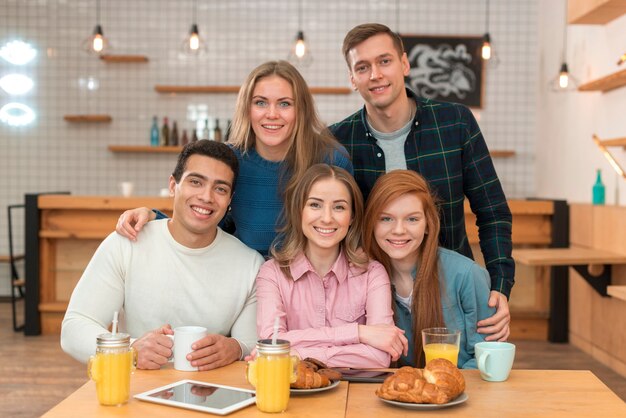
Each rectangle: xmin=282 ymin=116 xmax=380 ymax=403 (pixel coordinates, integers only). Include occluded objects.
xmin=25 ymin=195 xmax=557 ymax=337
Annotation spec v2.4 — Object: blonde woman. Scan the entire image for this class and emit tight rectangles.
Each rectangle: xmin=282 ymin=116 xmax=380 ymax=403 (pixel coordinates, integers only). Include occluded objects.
xmin=256 ymin=164 xmax=407 ymax=367
xmin=115 ymin=61 xmax=352 ymax=256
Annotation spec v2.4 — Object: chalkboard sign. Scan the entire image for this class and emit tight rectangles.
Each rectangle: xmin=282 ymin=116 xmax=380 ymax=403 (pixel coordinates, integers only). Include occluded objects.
xmin=401 ymin=35 xmax=484 ymax=108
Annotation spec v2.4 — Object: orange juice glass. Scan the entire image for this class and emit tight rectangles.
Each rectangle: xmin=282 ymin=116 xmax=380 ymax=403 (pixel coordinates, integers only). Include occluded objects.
xmin=421 ymin=328 xmax=461 ymax=366
xmin=246 ymin=339 xmax=298 ymax=413
xmin=87 ymin=333 xmax=136 ymax=406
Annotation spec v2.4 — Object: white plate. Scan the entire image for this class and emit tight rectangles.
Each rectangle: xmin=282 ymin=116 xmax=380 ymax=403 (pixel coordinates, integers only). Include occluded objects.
xmin=290 ymin=379 xmax=341 ymax=395
xmin=379 ymin=392 xmax=468 ymax=410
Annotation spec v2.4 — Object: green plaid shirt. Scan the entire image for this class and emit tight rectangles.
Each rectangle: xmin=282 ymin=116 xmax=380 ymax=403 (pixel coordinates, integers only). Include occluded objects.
xmin=329 ymin=90 xmax=514 ymax=298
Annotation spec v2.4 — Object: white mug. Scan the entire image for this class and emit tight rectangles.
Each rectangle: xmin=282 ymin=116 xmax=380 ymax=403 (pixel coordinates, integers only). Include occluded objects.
xmin=120 ymin=181 xmax=134 ymax=197
xmin=167 ymin=326 xmax=208 ymax=371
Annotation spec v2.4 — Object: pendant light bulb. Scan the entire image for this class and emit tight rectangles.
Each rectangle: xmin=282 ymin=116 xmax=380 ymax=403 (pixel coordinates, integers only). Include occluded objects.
xmin=181 ymin=0 xmax=207 ymax=58
xmin=189 ymin=24 xmax=200 ymax=51
xmin=551 ymin=62 xmax=578 ymax=92
xmin=288 ymin=30 xmax=312 ymax=67
xmin=92 ymin=25 xmax=104 ymax=53
xmin=558 ymin=63 xmax=569 ymax=89
xmin=82 ymin=1 xmax=109 ymax=56
xmin=295 ymin=32 xmax=306 ymax=58
xmin=481 ymin=33 xmax=492 ymax=60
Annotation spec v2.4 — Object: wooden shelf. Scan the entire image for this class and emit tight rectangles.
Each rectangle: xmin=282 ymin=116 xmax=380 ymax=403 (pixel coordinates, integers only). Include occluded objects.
xmin=568 ymin=0 xmax=626 ymax=24
xmin=108 ymin=145 xmax=182 ymax=154
xmin=63 ymin=115 xmax=112 ymax=123
xmin=513 ymin=246 xmax=626 ymax=266
xmin=154 ymin=85 xmax=352 ymax=95
xmin=491 ymin=150 xmax=516 ymax=158
xmin=595 ymin=135 xmax=626 ymax=150
xmin=578 ymin=68 xmax=626 ymax=93
xmin=100 ymin=54 xmax=149 ymax=63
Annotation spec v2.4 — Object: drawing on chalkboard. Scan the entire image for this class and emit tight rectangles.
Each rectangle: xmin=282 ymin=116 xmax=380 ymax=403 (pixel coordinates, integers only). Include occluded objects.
xmin=401 ymin=35 xmax=484 ymax=108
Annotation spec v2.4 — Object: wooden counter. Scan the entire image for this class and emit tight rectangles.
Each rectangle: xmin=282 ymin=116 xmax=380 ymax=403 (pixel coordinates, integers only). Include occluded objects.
xmin=25 ymin=195 xmax=558 ymax=337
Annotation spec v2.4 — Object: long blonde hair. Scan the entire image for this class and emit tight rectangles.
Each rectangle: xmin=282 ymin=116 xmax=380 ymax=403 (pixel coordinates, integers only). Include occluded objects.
xmin=271 ymin=164 xmax=367 ymax=278
xmin=228 ymin=61 xmax=344 ymax=199
xmin=363 ymin=170 xmax=444 ymax=366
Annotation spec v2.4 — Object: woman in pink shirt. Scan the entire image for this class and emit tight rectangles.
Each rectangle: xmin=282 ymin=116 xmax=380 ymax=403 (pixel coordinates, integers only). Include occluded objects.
xmin=256 ymin=164 xmax=408 ymax=368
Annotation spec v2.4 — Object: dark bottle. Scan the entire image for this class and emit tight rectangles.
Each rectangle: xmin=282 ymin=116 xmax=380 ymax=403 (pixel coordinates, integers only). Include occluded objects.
xmin=181 ymin=129 xmax=189 ymax=146
xmin=202 ymin=118 xmax=210 ymax=140
xmin=225 ymin=119 xmax=232 ymax=142
xmin=214 ymin=119 xmax=223 ymax=142
xmin=161 ymin=117 xmax=170 ymax=146
xmin=150 ymin=116 xmax=159 ymax=146
xmin=170 ymin=121 xmax=179 ymax=146
xmin=191 ymin=128 xmax=199 ymax=142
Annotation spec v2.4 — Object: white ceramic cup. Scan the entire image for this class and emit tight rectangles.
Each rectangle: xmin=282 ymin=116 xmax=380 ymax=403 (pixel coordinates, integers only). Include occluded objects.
xmin=120 ymin=181 xmax=134 ymax=197
xmin=474 ymin=341 xmax=516 ymax=382
xmin=167 ymin=326 xmax=208 ymax=371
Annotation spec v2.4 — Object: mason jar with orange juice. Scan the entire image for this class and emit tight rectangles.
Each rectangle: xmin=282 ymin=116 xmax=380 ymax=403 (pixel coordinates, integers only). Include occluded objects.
xmin=246 ymin=339 xmax=298 ymax=413
xmin=87 ymin=333 xmax=136 ymax=406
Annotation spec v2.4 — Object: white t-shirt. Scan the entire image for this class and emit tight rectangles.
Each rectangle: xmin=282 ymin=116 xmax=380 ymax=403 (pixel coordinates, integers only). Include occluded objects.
xmin=61 ymin=220 xmax=264 ymax=363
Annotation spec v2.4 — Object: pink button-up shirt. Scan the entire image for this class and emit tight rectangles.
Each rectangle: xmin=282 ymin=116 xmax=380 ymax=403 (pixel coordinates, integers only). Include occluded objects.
xmin=256 ymin=251 xmax=393 ymax=368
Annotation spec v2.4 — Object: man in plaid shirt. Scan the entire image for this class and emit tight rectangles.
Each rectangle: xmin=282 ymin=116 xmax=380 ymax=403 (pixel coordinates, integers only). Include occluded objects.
xmin=330 ymin=23 xmax=513 ymax=341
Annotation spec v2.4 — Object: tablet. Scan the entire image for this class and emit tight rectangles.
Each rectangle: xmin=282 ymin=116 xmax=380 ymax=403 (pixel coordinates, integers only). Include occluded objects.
xmin=134 ymin=380 xmax=256 ymax=415
xmin=338 ymin=369 xmax=395 ymax=383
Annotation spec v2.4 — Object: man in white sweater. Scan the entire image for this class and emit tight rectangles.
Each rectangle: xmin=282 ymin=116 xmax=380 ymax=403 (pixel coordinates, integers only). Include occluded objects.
xmin=61 ymin=140 xmax=264 ymax=371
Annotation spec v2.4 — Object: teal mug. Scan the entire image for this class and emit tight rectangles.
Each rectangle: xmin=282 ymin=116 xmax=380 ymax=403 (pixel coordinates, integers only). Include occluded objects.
xmin=474 ymin=342 xmax=515 ymax=382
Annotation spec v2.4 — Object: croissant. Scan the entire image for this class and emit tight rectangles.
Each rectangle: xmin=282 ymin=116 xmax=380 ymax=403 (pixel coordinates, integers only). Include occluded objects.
xmin=291 ymin=361 xmax=330 ymax=389
xmin=375 ymin=359 xmax=465 ymax=404
xmin=290 ymin=358 xmax=343 ymax=389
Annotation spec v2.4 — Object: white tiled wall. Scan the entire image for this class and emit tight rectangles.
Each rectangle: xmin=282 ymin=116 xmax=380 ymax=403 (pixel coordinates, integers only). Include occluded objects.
xmin=0 ymin=0 xmax=539 ymax=294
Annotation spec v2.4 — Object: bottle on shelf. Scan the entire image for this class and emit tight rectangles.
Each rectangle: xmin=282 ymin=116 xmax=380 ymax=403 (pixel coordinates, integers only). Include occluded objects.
xmin=592 ymin=169 xmax=605 ymax=205
xmin=181 ymin=129 xmax=189 ymax=146
xmin=171 ymin=121 xmax=179 ymax=146
xmin=202 ymin=118 xmax=210 ymax=140
xmin=150 ymin=116 xmax=159 ymax=146
xmin=214 ymin=119 xmax=223 ymax=142
xmin=191 ymin=128 xmax=199 ymax=142
xmin=161 ymin=117 xmax=170 ymax=146
xmin=225 ymin=119 xmax=232 ymax=142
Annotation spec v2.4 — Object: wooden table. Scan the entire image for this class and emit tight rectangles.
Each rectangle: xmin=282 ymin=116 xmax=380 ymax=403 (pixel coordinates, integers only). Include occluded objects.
xmin=41 ymin=363 xmax=625 ymax=418
xmin=346 ymin=370 xmax=626 ymax=418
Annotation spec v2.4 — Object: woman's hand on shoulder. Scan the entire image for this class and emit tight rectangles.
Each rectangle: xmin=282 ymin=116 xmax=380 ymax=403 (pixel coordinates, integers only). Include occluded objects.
xmin=358 ymin=324 xmax=408 ymax=361
xmin=115 ymin=207 xmax=155 ymax=241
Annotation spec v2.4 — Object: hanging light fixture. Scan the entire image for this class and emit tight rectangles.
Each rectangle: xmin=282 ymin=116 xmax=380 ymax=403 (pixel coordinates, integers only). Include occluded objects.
xmin=182 ymin=0 xmax=207 ymax=56
xmin=481 ymin=0 xmax=498 ymax=66
xmin=82 ymin=0 xmax=109 ymax=55
xmin=617 ymin=52 xmax=626 ymax=66
xmin=288 ymin=0 xmax=312 ymax=67
xmin=551 ymin=0 xmax=578 ymax=91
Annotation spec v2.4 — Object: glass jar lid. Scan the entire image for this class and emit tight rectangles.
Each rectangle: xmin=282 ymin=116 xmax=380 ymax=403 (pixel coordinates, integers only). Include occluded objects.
xmin=256 ymin=338 xmax=290 ymax=354
xmin=96 ymin=332 xmax=130 ymax=348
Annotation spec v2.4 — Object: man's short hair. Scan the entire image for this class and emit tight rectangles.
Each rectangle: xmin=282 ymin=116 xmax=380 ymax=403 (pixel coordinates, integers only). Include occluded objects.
xmin=342 ymin=23 xmax=405 ymax=68
xmin=172 ymin=140 xmax=239 ymax=192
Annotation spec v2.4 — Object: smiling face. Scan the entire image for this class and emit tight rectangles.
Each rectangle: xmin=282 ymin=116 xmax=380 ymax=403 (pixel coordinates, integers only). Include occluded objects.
xmin=168 ymin=154 xmax=234 ymax=248
xmin=302 ymin=178 xmax=353 ymax=259
xmin=373 ymin=193 xmax=427 ymax=267
xmin=249 ymin=75 xmax=296 ymax=161
xmin=347 ymin=33 xmax=410 ymax=112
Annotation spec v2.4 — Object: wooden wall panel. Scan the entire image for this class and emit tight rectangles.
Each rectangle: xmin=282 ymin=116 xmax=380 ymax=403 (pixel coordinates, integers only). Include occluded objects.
xmin=570 ymin=204 xmax=593 ymax=248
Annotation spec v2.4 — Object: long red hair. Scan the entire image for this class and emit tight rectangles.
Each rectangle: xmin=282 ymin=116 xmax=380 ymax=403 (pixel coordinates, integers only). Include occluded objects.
xmin=363 ymin=170 xmax=444 ymax=366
